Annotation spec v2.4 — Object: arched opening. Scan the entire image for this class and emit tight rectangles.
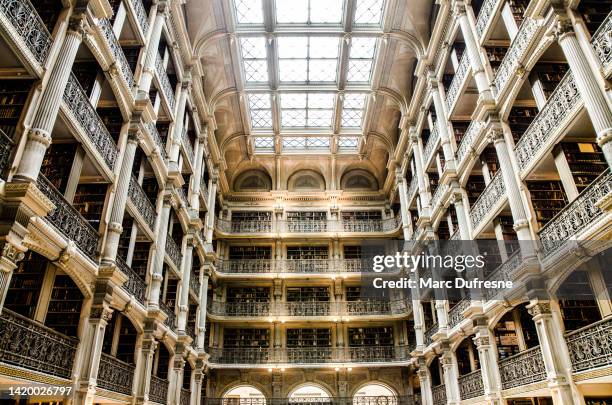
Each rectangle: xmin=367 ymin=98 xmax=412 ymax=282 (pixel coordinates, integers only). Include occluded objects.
xmin=234 ymin=169 xmax=273 ymax=192
xmin=288 ymin=384 xmax=331 ymax=404
xmin=353 ymin=383 xmax=396 ymax=405
xmin=99 ymin=312 xmax=138 ymax=394
xmin=287 ymin=169 xmax=326 ymax=191
xmin=223 ymin=385 xmax=266 ymax=405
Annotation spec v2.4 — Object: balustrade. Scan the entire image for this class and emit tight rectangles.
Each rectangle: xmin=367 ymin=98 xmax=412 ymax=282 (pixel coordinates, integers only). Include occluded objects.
xmin=469 ymin=170 xmax=506 ymax=232
xmin=430 ymin=184 xmax=447 ymax=213
xmin=217 ymin=258 xmax=274 ymax=273
xmin=189 ymin=269 xmax=200 ymax=296
xmin=146 ymin=122 xmax=168 ymax=161
xmin=156 ymin=53 xmax=176 ymax=110
xmin=0 ymin=129 xmax=13 ymax=176
xmin=208 ymin=300 xmax=411 ymax=317
xmin=160 ymin=300 xmax=176 ymax=331
xmin=423 ymin=125 xmax=440 ymax=166
xmin=216 ymin=217 xmax=401 ymax=234
xmin=129 ymin=175 xmax=157 ymax=231
xmin=176 ymin=187 xmax=188 ymax=208
xmin=483 ymin=251 xmax=522 ymax=301
xmin=0 ymin=0 xmax=52 ymax=64
xmin=514 ymin=72 xmax=581 ymax=174
xmin=37 ymin=174 xmax=100 ymax=260
xmin=431 ymin=384 xmax=446 ymax=405
xmin=455 ymin=121 xmax=485 ymax=166
xmin=180 ymin=388 xmax=191 ymax=405
xmin=592 ymin=11 xmax=612 ymax=75
xmin=424 ymin=322 xmax=438 ymax=346
xmin=181 ymin=129 xmax=194 ymax=164
xmin=0 ymin=309 xmax=77 ymax=379
xmin=565 ymin=317 xmax=612 ymax=373
xmin=445 ymin=52 xmax=470 ymax=111
xmin=98 ymin=19 xmax=135 ymax=89
xmin=458 ymin=369 xmax=484 ymax=400
xmin=150 ymin=375 xmax=169 ymax=404
xmin=282 ymin=219 xmax=329 ymax=233
xmin=475 ymin=0 xmax=500 ymax=39
xmin=117 ymin=257 xmax=147 ymax=306
xmin=64 ymin=74 xmax=119 ymax=170
xmin=539 ymin=169 xmax=611 ymax=256
xmin=283 ymin=259 xmax=332 ymax=273
xmin=165 ymin=237 xmax=181 ymax=268
xmin=201 ymin=176 xmax=209 ymax=203
xmin=407 ymin=176 xmax=418 ymax=202
xmin=498 ymin=346 xmax=546 ymax=389
xmin=447 ymin=299 xmax=470 ymax=329
xmin=202 ymin=396 xmax=416 ymax=405
xmin=216 ymin=258 xmax=372 ymax=274
xmin=97 ymin=352 xmax=135 ymax=395
xmin=130 ymin=0 xmax=149 ymax=36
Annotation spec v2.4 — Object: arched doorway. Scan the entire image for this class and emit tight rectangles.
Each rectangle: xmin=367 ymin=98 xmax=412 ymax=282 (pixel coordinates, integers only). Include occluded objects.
xmin=353 ymin=383 xmax=397 ymax=405
xmin=224 ymin=385 xmax=266 ymax=405
xmin=289 ymin=384 xmax=331 ymax=404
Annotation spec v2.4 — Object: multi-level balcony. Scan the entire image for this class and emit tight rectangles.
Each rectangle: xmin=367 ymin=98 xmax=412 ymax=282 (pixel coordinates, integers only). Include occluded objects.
xmin=216 ymin=258 xmax=373 ymax=274
xmin=207 ymin=345 xmax=411 ymax=366
xmin=202 ymin=396 xmax=419 ymax=405
xmin=97 ymin=352 xmax=135 ymax=396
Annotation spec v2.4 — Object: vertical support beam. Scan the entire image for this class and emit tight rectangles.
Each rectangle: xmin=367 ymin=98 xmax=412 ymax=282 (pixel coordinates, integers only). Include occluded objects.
xmin=149 ymin=194 xmax=173 ymax=308
xmin=138 ymin=2 xmax=168 ymax=96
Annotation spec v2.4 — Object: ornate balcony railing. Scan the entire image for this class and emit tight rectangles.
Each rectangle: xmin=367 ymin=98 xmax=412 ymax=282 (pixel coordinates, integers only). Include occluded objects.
xmin=449 ymin=229 xmax=460 ymax=240
xmin=469 ymin=170 xmax=505 ymax=231
xmin=181 ymin=129 xmax=194 ymax=164
xmin=423 ymin=125 xmax=440 ymax=166
xmin=215 ymin=258 xmax=373 ymax=274
xmin=539 ymin=169 xmax=611 ymax=256
xmin=424 ymin=322 xmax=438 ymax=346
xmin=483 ymin=250 xmax=522 ymax=301
xmin=98 ymin=19 xmax=135 ymax=89
xmin=217 ymin=258 xmax=274 ymax=273
xmin=37 ymin=174 xmax=99 ymax=260
xmin=430 ymin=184 xmax=447 ymax=212
xmin=445 ymin=52 xmax=470 ymax=111
xmin=216 ymin=218 xmax=273 ymax=233
xmin=97 ymin=352 xmax=135 ymax=395
xmin=285 ymin=301 xmax=332 ymax=316
xmin=130 ymin=0 xmax=149 ymax=36
xmin=201 ymin=176 xmax=209 ymax=203
xmin=0 ymin=129 xmax=13 ymax=177
xmin=0 ymin=0 xmax=52 ymax=64
xmin=448 ymin=299 xmax=470 ymax=329
xmin=129 ymin=175 xmax=157 ymax=231
xmin=146 ymin=122 xmax=168 ymax=161
xmin=176 ymin=187 xmax=189 ymax=208
xmin=515 ymin=72 xmax=581 ymax=174
xmin=208 ymin=346 xmax=411 ymax=365
xmin=565 ymin=317 xmax=612 ymax=373
xmin=346 ymin=299 xmax=411 ymax=316
xmin=156 ymin=53 xmax=176 ymax=110
xmin=189 ymin=269 xmax=200 ymax=296
xmin=493 ymin=17 xmax=539 ymax=97
xmin=592 ymin=11 xmax=612 ymax=75
xmin=282 ymin=219 xmax=329 ymax=233
xmin=150 ymin=376 xmax=169 ymax=404
xmin=208 ymin=300 xmax=411 ymax=317
xmin=165 ymin=237 xmax=181 ymax=268
xmin=283 ymin=259 xmax=332 ymax=273
xmin=186 ymin=323 xmax=196 ymax=341
xmin=0 ymin=309 xmax=77 ymax=379
xmin=456 ymin=121 xmax=485 ymax=166
xmin=202 ymin=396 xmax=418 ymax=405
xmin=117 ymin=257 xmax=147 ymax=306
xmin=340 ymin=258 xmax=367 ymax=272
xmin=217 ymin=218 xmax=401 ymax=234
xmin=499 ymin=346 xmax=546 ymax=389
xmin=407 ymin=176 xmax=418 ymax=201
xmin=458 ymin=369 xmax=484 ymax=400
xmin=180 ymin=388 xmax=190 ymax=405
xmin=431 ymin=384 xmax=446 ymax=405
xmin=475 ymin=0 xmax=499 ymax=38
xmin=64 ymin=74 xmax=118 ymax=170
xmin=160 ymin=300 xmax=176 ymax=331
xmin=209 ymin=301 xmax=271 ymax=317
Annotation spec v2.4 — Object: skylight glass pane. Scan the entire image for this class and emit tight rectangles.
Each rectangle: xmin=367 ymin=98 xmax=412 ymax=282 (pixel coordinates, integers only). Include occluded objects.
xmin=254 ymin=137 xmax=274 ymax=150
xmin=240 ymin=37 xmax=267 ymax=58
xmin=248 ymin=93 xmax=271 ymax=109
xmin=251 ymin=109 xmax=273 ymax=128
xmin=347 ymin=60 xmax=373 ymax=82
xmin=354 ymin=0 xmax=384 ymax=24
xmin=310 ymin=0 xmax=344 ymax=23
xmin=338 ymin=137 xmax=359 ymax=149
xmin=283 ymin=137 xmax=307 ymax=149
xmin=343 ymin=93 xmax=366 ymax=109
xmin=309 ymin=59 xmax=338 ymax=81
xmin=276 ymin=1 xmax=308 ymax=23
xmin=309 ymin=37 xmax=340 ymax=58
xmin=350 ymin=37 xmax=377 ymax=58
xmin=235 ymin=0 xmax=264 ymax=24
xmin=308 ymin=109 xmax=333 ymax=126
xmin=279 ymin=60 xmax=308 ymax=81
xmin=308 ymin=93 xmax=335 ymax=108
xmin=282 ymin=109 xmax=307 ymax=126
xmin=277 ymin=37 xmax=308 ymax=58
xmin=341 ymin=109 xmax=363 ymax=127
xmin=308 ymin=137 xmax=331 ymax=148
xmin=243 ymin=60 xmax=269 ymax=82
xmin=281 ymin=93 xmax=307 ymax=108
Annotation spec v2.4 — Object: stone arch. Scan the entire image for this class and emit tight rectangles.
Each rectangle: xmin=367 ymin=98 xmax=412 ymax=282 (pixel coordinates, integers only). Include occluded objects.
xmin=340 ymin=169 xmax=379 ymax=191
xmin=223 ymin=384 xmax=268 ymax=399
xmin=233 ymin=169 xmax=273 ymax=192
xmin=287 ymin=169 xmax=326 ymax=191
xmin=351 ymin=382 xmax=398 ymax=398
xmin=287 ymin=382 xmax=333 ymax=401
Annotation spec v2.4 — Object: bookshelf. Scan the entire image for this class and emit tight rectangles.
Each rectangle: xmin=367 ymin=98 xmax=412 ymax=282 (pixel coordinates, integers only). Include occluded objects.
xmin=480 ymin=146 xmax=500 ymax=176
xmin=485 ymin=46 xmax=508 ymax=74
xmin=286 ymin=328 xmax=332 ymax=347
xmin=466 ymin=175 xmax=486 ymax=205
xmin=286 ymin=287 xmax=330 ymax=302
xmin=45 ymin=274 xmax=83 ymax=337
xmin=123 ymin=46 xmax=141 ymax=72
xmin=346 ymin=286 xmax=361 ymax=301
xmin=526 ymin=181 xmax=568 ymax=228
xmin=341 ymin=211 xmax=382 ymax=221
xmin=577 ymin=0 xmax=612 ymax=35
xmin=557 ymin=271 xmax=602 ymax=331
xmin=529 ymin=63 xmax=569 ymax=100
xmin=40 ymin=143 xmax=77 ymax=193
xmin=231 ymin=211 xmax=272 ymax=222
xmin=73 ymin=183 xmax=108 ymax=229
xmin=560 ymin=142 xmax=607 ymax=192
xmin=131 ymin=241 xmax=150 ymax=278
xmin=286 ymin=211 xmax=327 ymax=221
xmin=348 ymin=327 xmax=394 ymax=346
xmin=451 ymin=121 xmax=470 ymax=144
xmin=508 ymin=106 xmax=539 ymax=142
xmin=33 ymin=0 xmax=63 ymax=33
xmin=226 ymin=287 xmax=271 ymax=303
xmin=223 ymin=328 xmax=270 ymax=348
xmin=72 ymin=62 xmax=100 ymax=96
xmin=4 ymin=251 xmax=47 ymax=318
xmin=507 ymin=0 xmax=529 ymax=24
xmin=97 ymin=107 xmax=123 ymax=143
xmin=344 ymin=246 xmax=362 ymax=259
xmin=141 ymin=177 xmax=159 ymax=205
xmin=493 ymin=311 xmax=520 ymax=360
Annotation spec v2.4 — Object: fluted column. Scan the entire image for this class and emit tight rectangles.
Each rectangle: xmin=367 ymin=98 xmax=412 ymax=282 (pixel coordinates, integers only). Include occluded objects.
xmin=177 ymin=233 xmax=195 ymax=333
xmin=473 ymin=316 xmax=503 ymax=405
xmin=134 ymin=326 xmax=157 ymax=405
xmin=395 ymin=169 xmax=412 ymax=239
xmin=138 ymin=1 xmax=168 ymax=96
xmin=429 ymin=77 xmax=456 ymax=171
xmin=417 ymin=358 xmax=434 ymax=405
xmin=102 ymin=129 xmax=140 ymax=264
xmin=454 ymin=1 xmax=493 ymax=102
xmin=410 ymin=130 xmax=431 ymax=209
xmin=149 ymin=194 xmax=173 ymax=308
xmin=0 ymin=242 xmax=26 ymax=313
xmin=205 ymin=175 xmax=218 ymax=243
xmin=441 ymin=346 xmax=461 ymax=405
xmin=526 ymin=300 xmax=578 ymax=404
xmin=489 ymin=129 xmax=531 ymax=240
xmin=555 ymin=19 xmax=612 ymax=168
xmin=450 ymin=183 xmax=470 ymax=239
xmin=169 ymin=346 xmax=186 ymax=405
xmin=196 ymin=266 xmax=210 ymax=350
xmin=192 ymin=360 xmax=205 ymax=405
xmin=14 ymin=17 xmax=86 ymax=182
xmin=191 ymin=134 xmax=206 ymax=209
xmin=169 ymin=82 xmax=190 ymax=167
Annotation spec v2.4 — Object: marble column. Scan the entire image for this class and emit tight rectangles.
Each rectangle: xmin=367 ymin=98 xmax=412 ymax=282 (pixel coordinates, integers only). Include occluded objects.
xmin=138 ymin=1 xmax=168 ymax=96
xmin=102 ymin=129 xmax=140 ymax=264
xmin=169 ymin=346 xmax=186 ymax=405
xmin=450 ymin=184 xmax=470 ymax=239
xmin=410 ymin=129 xmax=431 ymax=209
xmin=473 ymin=316 xmax=503 ymax=405
xmin=134 ymin=323 xmax=158 ymax=405
xmin=177 ymin=232 xmax=195 ymax=333
xmin=14 ymin=17 xmax=87 ymax=182
xmin=149 ymin=194 xmax=173 ymax=308
xmin=429 ymin=77 xmax=457 ymax=171
xmin=417 ymin=358 xmax=434 ymax=405
xmin=395 ymin=169 xmax=412 ymax=239
xmin=205 ymin=175 xmax=218 ymax=243
xmin=441 ymin=346 xmax=461 ymax=404
xmin=196 ymin=266 xmax=210 ymax=350
xmin=169 ymin=82 xmax=190 ymax=167
xmin=555 ymin=19 xmax=612 ymax=168
xmin=191 ymin=133 xmax=206 ymax=209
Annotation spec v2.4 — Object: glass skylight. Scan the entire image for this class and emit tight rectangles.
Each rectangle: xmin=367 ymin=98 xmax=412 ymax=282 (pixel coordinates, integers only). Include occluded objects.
xmin=240 ymin=37 xmax=269 ymax=83
xmin=248 ymin=93 xmax=273 ymax=128
xmin=276 ymin=0 xmax=344 ymax=24
xmin=353 ymin=0 xmax=385 ymax=25
xmin=277 ymin=36 xmax=340 ymax=83
xmin=283 ymin=137 xmax=331 ymax=150
xmin=281 ymin=93 xmax=335 ymax=127
xmin=234 ymin=0 xmax=264 ymax=24
xmin=254 ymin=137 xmax=275 ymax=151
xmin=347 ymin=37 xmax=377 ymax=82
xmin=341 ymin=93 xmax=367 ymax=127
xmin=338 ymin=136 xmax=359 ymax=150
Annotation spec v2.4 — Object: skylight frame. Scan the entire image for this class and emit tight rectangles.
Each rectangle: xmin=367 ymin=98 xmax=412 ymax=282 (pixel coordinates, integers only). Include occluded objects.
xmin=275 ymin=0 xmax=346 ymax=26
